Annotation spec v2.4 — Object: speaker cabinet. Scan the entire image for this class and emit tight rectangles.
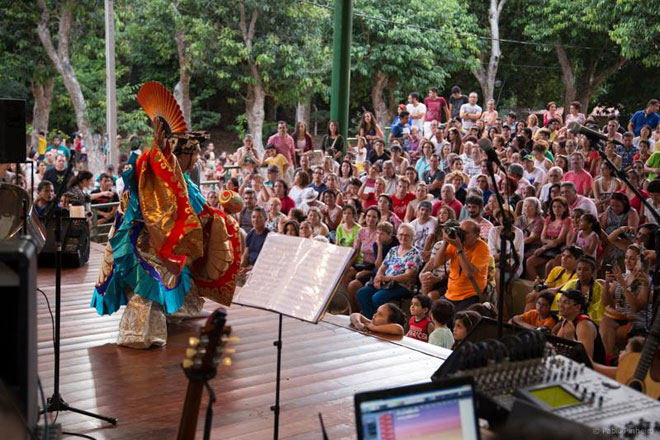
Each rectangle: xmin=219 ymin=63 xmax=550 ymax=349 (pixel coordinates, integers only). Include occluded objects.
xmin=0 ymin=99 xmax=27 ymax=164
xmin=0 ymin=238 xmax=38 ymax=433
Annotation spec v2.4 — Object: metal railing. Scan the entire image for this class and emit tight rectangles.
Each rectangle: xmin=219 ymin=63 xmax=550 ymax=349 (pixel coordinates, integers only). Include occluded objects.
xmin=89 ymin=180 xmax=223 ymax=242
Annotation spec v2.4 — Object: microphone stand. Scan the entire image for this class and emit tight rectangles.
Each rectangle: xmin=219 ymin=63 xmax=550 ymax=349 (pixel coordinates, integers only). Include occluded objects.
xmin=42 ymin=160 xmax=117 ymax=425
xmin=588 ymin=135 xmax=660 ymax=324
xmin=484 ymin=159 xmax=516 ymax=338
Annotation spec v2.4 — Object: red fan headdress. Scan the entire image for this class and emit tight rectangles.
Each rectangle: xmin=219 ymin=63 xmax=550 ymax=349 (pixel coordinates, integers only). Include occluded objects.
xmin=136 ymin=81 xmax=188 ymax=134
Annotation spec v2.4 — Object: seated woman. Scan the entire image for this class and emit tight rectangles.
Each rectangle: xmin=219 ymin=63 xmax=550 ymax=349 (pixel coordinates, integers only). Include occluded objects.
xmin=525 ymin=196 xmax=571 ymax=280
xmin=556 ymin=255 xmax=605 ymax=325
xmin=600 ymin=245 xmax=650 ymax=363
xmin=306 ymin=207 xmax=329 ymax=237
xmin=356 ymin=223 xmax=423 ymax=318
xmin=553 ymin=289 xmax=606 ymax=364
xmin=346 ymin=221 xmax=398 ymax=313
xmin=524 ymin=245 xmax=582 ymax=312
xmin=350 ymin=303 xmax=405 ymax=336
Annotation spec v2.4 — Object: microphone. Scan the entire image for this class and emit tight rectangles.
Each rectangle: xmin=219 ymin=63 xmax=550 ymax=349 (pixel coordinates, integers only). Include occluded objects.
xmin=566 ymin=121 xmax=623 ymax=145
xmin=478 ymin=138 xmax=506 ymax=172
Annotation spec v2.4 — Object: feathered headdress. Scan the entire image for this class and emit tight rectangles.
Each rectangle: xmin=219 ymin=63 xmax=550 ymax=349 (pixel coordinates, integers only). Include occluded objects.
xmin=137 ymin=81 xmax=188 ymax=134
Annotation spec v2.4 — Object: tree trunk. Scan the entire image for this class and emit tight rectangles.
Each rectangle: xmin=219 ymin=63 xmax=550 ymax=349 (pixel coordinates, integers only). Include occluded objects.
xmin=173 ymin=29 xmax=192 ymax=128
xmin=472 ymin=0 xmax=505 ymax=103
xmin=30 ymin=77 xmax=54 ymax=150
xmin=555 ymin=43 xmax=625 ymax=113
xmin=372 ymin=70 xmax=390 ymax=128
xmin=246 ymin=82 xmax=266 ymax=154
xmin=36 ymin=0 xmax=101 ymax=175
xmin=296 ymin=96 xmax=311 ymax=129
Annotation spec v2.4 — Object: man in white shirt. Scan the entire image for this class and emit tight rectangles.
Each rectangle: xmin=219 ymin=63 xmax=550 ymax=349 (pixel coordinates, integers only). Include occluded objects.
xmin=459 ymin=92 xmax=482 ymax=130
xmin=522 ymin=154 xmax=546 ymax=188
xmin=406 ymin=92 xmax=427 ymax=132
xmin=410 ymin=200 xmax=437 ymax=254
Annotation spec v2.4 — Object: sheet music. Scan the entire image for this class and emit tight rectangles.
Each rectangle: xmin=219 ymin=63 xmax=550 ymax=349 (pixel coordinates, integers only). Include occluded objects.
xmin=234 ymin=234 xmax=354 ymax=323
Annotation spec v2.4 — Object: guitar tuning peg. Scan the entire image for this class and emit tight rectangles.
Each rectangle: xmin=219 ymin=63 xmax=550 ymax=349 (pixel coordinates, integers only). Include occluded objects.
xmin=222 ymin=357 xmax=232 ymax=367
xmin=185 ymin=348 xmax=197 ymax=359
xmin=224 ymin=336 xmax=240 ymax=344
xmin=200 ymin=335 xmax=209 ymax=345
xmin=193 ymin=358 xmax=202 ymax=368
xmin=197 ymin=347 xmax=207 ymax=355
xmin=188 ymin=337 xmax=200 ymax=347
xmin=225 ymin=348 xmax=236 ymax=355
xmin=182 ymin=359 xmax=193 ymax=369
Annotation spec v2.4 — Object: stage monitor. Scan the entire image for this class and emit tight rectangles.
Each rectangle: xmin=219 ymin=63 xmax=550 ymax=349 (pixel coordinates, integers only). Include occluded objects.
xmin=354 ymin=377 xmax=480 ymax=440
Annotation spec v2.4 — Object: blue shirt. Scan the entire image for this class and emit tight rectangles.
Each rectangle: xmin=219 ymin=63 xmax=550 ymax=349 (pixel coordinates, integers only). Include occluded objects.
xmin=246 ymin=228 xmax=268 ymax=265
xmin=616 ymin=144 xmax=639 ymax=170
xmin=629 ymin=110 xmax=660 ymax=136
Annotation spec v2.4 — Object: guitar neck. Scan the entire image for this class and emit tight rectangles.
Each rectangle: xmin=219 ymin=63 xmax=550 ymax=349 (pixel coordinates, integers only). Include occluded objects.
xmin=634 ymin=314 xmax=660 ymax=381
xmin=177 ymin=380 xmax=205 ymax=440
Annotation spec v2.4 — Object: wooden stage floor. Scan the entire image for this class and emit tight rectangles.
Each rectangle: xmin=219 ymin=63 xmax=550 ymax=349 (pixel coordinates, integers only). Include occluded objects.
xmin=37 ymin=243 xmax=450 ymax=439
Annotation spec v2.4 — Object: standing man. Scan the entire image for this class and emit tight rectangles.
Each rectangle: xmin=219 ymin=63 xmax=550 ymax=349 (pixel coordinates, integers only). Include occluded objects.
xmin=432 ymin=219 xmax=490 ymax=311
xmin=459 ymin=92 xmax=482 ymax=131
xmin=266 ymin=121 xmax=296 ymax=176
xmin=241 ymin=207 xmax=269 ymax=270
xmin=424 ymin=88 xmax=450 ymax=138
xmin=628 ymin=99 xmax=660 ymax=136
xmin=238 ymin=188 xmax=257 ymax=233
xmin=448 ymin=86 xmax=468 ymax=121
xmin=407 ymin=92 xmax=427 ymax=134
xmin=43 ymin=154 xmax=69 ymax=194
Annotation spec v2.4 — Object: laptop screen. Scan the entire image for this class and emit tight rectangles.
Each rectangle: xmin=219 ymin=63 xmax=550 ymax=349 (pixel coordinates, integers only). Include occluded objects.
xmin=356 ymin=381 xmax=479 ymax=440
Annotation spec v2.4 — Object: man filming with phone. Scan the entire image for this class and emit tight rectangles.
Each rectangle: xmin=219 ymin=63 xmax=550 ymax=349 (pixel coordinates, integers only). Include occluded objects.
xmin=432 ymin=219 xmax=490 ymax=311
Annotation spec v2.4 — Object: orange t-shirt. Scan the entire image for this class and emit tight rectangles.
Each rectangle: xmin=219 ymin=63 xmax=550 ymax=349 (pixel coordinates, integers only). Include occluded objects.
xmin=521 ymin=309 xmax=556 ymax=329
xmin=444 ymin=240 xmax=490 ymax=302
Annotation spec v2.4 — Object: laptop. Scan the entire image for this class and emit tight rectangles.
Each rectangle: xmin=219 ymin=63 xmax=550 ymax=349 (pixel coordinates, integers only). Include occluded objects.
xmin=354 ymin=377 xmax=480 ymax=440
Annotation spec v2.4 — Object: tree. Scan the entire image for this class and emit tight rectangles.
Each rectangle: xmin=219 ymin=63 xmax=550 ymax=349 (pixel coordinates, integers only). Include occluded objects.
xmin=469 ymin=0 xmax=506 ymax=103
xmin=210 ymin=0 xmax=330 ymax=152
xmin=350 ymin=0 xmax=478 ymax=127
xmin=522 ymin=0 xmax=660 ymax=110
xmin=37 ymin=0 xmax=104 ymax=175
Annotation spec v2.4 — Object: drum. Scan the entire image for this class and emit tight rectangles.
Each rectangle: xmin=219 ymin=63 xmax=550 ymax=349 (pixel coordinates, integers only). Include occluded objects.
xmin=0 ymin=183 xmax=46 ymax=252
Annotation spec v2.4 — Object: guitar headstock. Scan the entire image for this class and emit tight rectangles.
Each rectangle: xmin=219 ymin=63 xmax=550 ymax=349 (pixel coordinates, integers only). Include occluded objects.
xmin=182 ymin=307 xmax=236 ymax=380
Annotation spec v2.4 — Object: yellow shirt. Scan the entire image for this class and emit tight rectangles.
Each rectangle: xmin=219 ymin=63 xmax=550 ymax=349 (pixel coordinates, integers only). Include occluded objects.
xmin=263 ymin=154 xmax=288 ymax=177
xmin=38 ymin=136 xmax=47 ymax=155
xmin=552 ymin=279 xmax=604 ymax=324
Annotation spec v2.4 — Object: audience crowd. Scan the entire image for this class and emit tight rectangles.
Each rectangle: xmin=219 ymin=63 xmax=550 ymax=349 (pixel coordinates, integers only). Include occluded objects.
xmin=15 ymin=88 xmax=660 ymax=367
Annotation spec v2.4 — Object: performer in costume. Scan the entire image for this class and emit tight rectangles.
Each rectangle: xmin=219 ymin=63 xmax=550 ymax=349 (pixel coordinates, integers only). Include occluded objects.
xmin=91 ymin=82 xmax=243 ymax=348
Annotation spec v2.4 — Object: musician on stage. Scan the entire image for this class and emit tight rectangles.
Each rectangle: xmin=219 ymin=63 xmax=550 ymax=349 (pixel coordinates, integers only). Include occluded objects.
xmin=91 ymin=82 xmax=244 ymax=348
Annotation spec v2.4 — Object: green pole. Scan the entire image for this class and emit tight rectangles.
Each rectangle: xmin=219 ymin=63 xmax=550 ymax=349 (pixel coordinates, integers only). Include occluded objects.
xmin=330 ymin=0 xmax=352 ymax=151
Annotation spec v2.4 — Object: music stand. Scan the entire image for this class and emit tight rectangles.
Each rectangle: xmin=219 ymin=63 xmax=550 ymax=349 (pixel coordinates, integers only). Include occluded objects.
xmin=41 ymin=160 xmax=117 ymax=425
xmin=233 ymin=234 xmax=354 ymax=439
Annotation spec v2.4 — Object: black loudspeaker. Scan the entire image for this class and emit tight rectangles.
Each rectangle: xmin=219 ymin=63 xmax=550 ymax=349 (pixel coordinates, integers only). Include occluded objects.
xmin=0 ymin=99 xmax=27 ymax=163
xmin=0 ymin=238 xmax=38 ymax=432
xmin=38 ymin=217 xmax=90 ymax=268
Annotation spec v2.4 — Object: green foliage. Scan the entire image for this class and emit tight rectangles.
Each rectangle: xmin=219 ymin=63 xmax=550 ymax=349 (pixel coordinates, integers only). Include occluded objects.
xmin=351 ymin=0 xmax=479 ymax=100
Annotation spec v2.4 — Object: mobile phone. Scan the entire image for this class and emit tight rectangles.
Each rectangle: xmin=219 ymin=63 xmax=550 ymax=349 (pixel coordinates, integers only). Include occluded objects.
xmin=604 ymin=264 xmax=613 ymax=272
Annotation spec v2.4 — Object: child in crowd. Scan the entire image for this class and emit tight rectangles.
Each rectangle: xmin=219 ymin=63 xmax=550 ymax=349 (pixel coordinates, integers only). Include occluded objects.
xmin=33 ymin=180 xmax=55 ymax=218
xmin=452 ymin=310 xmax=481 ymax=349
xmin=336 ymin=204 xmax=361 ymax=247
xmin=406 ymin=294 xmax=435 ymax=342
xmin=350 ymin=303 xmax=405 ymax=336
xmin=593 ymin=336 xmax=644 ymax=379
xmin=574 ymin=213 xmax=600 ymax=259
xmin=511 ymin=291 xmax=557 ymax=330
xmin=428 ymin=299 xmax=455 ymax=349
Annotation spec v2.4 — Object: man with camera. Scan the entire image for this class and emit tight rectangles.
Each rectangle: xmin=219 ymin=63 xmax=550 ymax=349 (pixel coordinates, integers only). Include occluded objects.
xmin=432 ymin=219 xmax=490 ymax=311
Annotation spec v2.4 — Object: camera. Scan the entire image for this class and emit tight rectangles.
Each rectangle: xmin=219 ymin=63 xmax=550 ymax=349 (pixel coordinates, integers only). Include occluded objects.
xmin=533 ymin=283 xmax=547 ymax=292
xmin=445 ymin=226 xmax=464 ymax=241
